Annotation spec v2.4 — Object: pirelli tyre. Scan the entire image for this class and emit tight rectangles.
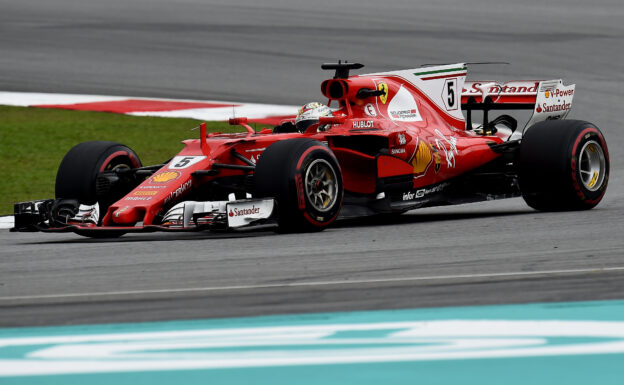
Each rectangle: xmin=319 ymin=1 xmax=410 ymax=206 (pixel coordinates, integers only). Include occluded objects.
xmin=255 ymin=138 xmax=343 ymax=232
xmin=519 ymin=120 xmax=609 ymax=211
xmin=55 ymin=141 xmax=142 ymax=221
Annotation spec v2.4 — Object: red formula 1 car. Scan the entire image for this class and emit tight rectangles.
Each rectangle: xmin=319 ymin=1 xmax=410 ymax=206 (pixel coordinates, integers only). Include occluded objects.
xmin=12 ymin=62 xmax=610 ymax=237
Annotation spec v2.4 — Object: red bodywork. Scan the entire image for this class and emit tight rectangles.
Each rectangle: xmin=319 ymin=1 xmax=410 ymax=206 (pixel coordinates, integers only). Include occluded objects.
xmin=100 ymin=67 xmax=519 ymax=227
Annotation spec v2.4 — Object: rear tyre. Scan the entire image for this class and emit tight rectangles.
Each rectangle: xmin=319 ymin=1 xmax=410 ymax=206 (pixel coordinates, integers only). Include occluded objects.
xmin=55 ymin=141 xmax=142 ymax=236
xmin=519 ymin=120 xmax=609 ymax=211
xmin=255 ymin=139 xmax=343 ymax=232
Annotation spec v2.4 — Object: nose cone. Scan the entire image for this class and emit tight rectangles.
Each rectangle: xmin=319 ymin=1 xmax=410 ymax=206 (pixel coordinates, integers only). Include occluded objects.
xmin=111 ymin=206 xmax=143 ymax=225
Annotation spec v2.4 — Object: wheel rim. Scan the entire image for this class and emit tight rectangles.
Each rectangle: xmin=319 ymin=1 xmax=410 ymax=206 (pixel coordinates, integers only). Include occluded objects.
xmin=304 ymin=159 xmax=338 ymax=212
xmin=109 ymin=162 xmax=131 ymax=171
xmin=579 ymin=140 xmax=606 ymax=191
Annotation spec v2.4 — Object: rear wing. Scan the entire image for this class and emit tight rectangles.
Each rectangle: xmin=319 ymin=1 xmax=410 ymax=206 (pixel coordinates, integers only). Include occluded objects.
xmin=462 ymin=79 xmax=575 ymax=139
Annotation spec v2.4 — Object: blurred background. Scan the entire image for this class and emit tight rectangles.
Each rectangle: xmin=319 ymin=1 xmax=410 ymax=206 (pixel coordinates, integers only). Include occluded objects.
xmin=0 ymin=0 xmax=620 ymax=130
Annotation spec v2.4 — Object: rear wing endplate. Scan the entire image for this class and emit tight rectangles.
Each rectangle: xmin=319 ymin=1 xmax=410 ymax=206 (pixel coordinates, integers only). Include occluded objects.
xmin=462 ymin=79 xmax=575 ymax=139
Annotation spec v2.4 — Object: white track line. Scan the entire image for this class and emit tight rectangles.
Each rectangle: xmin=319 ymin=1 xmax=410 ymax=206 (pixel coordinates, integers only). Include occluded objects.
xmin=0 ymin=216 xmax=14 ymax=229
xmin=0 ymin=91 xmax=299 ymax=121
xmin=2 ymin=266 xmax=624 ymax=302
xmin=0 ymin=91 xmax=128 ymax=106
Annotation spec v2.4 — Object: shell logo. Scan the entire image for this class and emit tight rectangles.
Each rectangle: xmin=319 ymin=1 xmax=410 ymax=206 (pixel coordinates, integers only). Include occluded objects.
xmin=545 ymin=90 xmax=551 ymax=98
xmin=412 ymin=140 xmax=433 ymax=174
xmin=151 ymin=171 xmax=181 ymax=183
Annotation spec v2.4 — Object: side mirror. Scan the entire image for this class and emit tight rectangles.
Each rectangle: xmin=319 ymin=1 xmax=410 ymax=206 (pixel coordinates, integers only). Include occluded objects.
xmin=228 ymin=117 xmax=248 ymax=125
xmin=228 ymin=117 xmax=254 ymax=135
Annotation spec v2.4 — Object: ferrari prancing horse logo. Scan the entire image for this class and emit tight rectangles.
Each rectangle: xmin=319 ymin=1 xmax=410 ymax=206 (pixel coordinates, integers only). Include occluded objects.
xmin=378 ymin=82 xmax=388 ymax=104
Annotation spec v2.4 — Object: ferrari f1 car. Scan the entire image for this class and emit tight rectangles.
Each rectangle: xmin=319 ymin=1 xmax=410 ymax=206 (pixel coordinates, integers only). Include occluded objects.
xmin=12 ymin=62 xmax=610 ymax=237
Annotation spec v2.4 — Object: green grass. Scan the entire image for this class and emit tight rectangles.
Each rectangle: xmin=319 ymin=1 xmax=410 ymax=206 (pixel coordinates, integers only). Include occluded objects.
xmin=0 ymin=106 xmax=252 ymax=215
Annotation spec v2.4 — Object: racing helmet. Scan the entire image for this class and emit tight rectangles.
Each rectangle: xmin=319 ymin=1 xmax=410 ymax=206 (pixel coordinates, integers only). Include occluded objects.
xmin=295 ymin=102 xmax=331 ymax=132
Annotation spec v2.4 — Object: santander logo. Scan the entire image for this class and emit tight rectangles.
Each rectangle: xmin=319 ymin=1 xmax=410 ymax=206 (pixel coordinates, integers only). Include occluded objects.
xmin=230 ymin=206 xmax=260 ymax=217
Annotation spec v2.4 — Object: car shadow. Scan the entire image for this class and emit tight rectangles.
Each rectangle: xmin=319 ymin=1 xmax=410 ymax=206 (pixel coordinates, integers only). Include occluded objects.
xmin=334 ymin=208 xmax=534 ymax=229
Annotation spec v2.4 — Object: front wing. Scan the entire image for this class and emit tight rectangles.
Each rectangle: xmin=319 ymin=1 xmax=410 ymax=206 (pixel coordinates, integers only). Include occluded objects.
xmin=11 ymin=198 xmax=277 ymax=235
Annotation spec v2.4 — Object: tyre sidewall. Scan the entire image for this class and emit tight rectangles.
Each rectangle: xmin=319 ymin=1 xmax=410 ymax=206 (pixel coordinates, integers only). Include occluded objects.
xmin=291 ymin=145 xmax=343 ymax=227
xmin=255 ymin=139 xmax=343 ymax=231
xmin=55 ymin=141 xmax=141 ymax=205
xmin=569 ymin=126 xmax=609 ymax=205
xmin=519 ymin=120 xmax=609 ymax=210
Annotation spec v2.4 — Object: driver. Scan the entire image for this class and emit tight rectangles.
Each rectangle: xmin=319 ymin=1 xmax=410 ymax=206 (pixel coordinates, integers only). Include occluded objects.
xmin=295 ymin=102 xmax=332 ymax=132
xmin=273 ymin=102 xmax=331 ymax=133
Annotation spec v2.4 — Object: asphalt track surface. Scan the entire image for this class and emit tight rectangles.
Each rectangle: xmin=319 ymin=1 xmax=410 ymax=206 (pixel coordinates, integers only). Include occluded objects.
xmin=1 ymin=0 xmax=623 ymax=327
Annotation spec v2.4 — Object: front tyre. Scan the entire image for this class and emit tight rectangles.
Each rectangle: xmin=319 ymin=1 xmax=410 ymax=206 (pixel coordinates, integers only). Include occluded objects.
xmin=55 ymin=141 xmax=142 ymax=234
xmin=254 ymin=139 xmax=343 ymax=232
xmin=519 ymin=120 xmax=609 ymax=211
xmin=56 ymin=141 xmax=142 ymax=203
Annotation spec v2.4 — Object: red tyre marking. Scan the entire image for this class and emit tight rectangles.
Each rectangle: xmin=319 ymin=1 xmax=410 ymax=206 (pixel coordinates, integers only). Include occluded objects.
xmin=303 ymin=211 xmax=325 ymax=227
xmin=570 ymin=127 xmax=608 ymax=204
xmin=100 ymin=151 xmax=139 ymax=172
xmin=303 ymin=206 xmax=341 ymax=227
xmin=295 ymin=145 xmax=333 ymax=171
xmin=294 ymin=144 xmax=342 ymax=226
xmin=295 ymin=146 xmax=327 ymax=211
xmin=295 ymin=173 xmax=305 ymax=210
